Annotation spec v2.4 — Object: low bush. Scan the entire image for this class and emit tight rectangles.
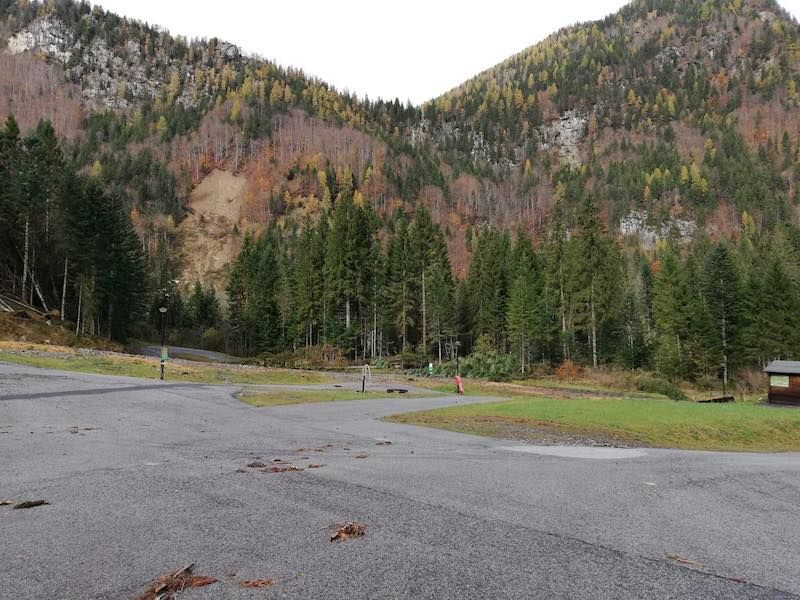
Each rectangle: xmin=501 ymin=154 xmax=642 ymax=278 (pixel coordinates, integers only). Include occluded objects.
xmin=631 ymin=375 xmax=689 ymax=401
xmin=421 ymin=351 xmax=516 ymax=381
xmin=554 ymin=360 xmax=583 ymax=380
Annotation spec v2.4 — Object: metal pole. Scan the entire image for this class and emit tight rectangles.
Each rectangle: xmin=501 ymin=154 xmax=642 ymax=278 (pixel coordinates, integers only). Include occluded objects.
xmin=160 ymin=311 xmax=166 ymax=381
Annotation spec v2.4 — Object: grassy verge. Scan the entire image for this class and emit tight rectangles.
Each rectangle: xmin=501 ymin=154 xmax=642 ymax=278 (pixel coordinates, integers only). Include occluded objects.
xmin=388 ymin=396 xmax=800 ymax=452
xmin=0 ymin=344 xmax=331 ymax=385
xmin=409 ymin=377 xmax=665 ymax=400
xmin=238 ymin=388 xmax=397 ymax=407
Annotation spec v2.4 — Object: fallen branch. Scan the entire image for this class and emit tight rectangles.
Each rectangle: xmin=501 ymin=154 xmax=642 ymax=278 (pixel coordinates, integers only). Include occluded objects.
xmin=186 ymin=576 xmax=218 ymax=588
xmin=136 ymin=564 xmax=218 ymax=600
xmin=13 ymin=500 xmax=48 ymax=509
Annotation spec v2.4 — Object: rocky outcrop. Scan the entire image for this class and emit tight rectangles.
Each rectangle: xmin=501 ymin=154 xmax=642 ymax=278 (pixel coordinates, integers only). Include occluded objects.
xmin=539 ymin=111 xmax=587 ymax=166
xmin=7 ymin=16 xmax=71 ymax=62
xmin=654 ymin=46 xmax=683 ymax=71
xmin=5 ymin=15 xmax=241 ymax=113
xmin=619 ymin=210 xmax=696 ymax=247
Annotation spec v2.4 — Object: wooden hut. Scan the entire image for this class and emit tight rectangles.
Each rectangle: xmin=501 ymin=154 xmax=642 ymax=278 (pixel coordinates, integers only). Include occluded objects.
xmin=763 ymin=361 xmax=800 ymax=406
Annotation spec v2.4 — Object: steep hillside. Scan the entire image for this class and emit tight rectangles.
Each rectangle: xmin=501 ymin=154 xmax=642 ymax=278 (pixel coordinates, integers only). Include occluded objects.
xmin=0 ymin=0 xmax=427 ymax=290
xmin=424 ymin=0 xmax=800 ymax=232
xmin=3 ymin=0 xmax=800 ymax=285
xmin=3 ymin=0 xmax=800 ymax=376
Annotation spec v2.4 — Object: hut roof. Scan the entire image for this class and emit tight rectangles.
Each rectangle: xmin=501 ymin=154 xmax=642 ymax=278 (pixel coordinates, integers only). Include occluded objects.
xmin=763 ymin=360 xmax=800 ymax=375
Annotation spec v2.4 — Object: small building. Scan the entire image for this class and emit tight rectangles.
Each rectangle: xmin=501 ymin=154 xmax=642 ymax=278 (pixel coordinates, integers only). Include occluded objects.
xmin=763 ymin=361 xmax=800 ymax=406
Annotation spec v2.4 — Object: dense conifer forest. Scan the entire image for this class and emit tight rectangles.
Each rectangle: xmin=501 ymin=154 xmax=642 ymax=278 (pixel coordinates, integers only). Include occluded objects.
xmin=2 ymin=0 xmax=800 ymax=383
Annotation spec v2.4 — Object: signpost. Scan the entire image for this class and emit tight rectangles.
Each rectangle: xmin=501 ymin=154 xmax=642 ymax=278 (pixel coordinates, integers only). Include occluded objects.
xmin=159 ymin=306 xmax=168 ymax=380
xmin=361 ymin=364 xmax=372 ymax=393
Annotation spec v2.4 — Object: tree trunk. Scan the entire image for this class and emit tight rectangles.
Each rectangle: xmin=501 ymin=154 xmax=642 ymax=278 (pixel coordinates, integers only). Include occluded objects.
xmin=437 ymin=316 xmax=442 ymax=365
xmin=21 ymin=218 xmax=29 ymax=301
xmin=345 ymin=296 xmax=351 ymax=329
xmin=372 ymin=300 xmax=377 ymax=358
xmin=107 ymin=301 xmax=113 ymax=340
xmin=401 ymin=279 xmax=407 ymax=353
xmin=322 ymin=296 xmax=327 ymax=344
xmin=31 ymin=272 xmax=48 ymax=313
xmin=590 ymin=281 xmax=598 ymax=369
xmin=721 ymin=301 xmax=728 ymax=387
xmin=61 ymin=255 xmax=68 ymax=321
xmin=75 ymin=282 xmax=82 ymax=335
xmin=559 ymin=277 xmax=568 ymax=360
xmin=421 ymin=270 xmax=427 ymax=355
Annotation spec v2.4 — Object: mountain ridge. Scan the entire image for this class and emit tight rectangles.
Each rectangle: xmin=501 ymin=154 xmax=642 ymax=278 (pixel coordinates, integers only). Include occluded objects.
xmin=3 ymin=0 xmax=800 ymax=246
xmin=2 ymin=0 xmax=800 ymax=376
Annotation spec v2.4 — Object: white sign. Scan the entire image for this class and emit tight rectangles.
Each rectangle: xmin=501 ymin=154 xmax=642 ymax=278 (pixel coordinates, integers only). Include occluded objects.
xmin=770 ymin=375 xmax=790 ymax=388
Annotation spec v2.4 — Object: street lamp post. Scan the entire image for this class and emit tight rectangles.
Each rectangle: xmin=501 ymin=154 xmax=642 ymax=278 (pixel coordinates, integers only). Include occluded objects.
xmin=159 ymin=306 xmax=168 ymax=380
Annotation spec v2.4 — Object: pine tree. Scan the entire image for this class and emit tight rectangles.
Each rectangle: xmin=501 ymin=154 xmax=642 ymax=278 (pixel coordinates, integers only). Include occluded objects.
xmin=247 ymin=236 xmax=282 ymax=353
xmin=324 ymin=192 xmax=377 ymax=357
xmin=386 ymin=216 xmax=415 ymax=354
xmin=701 ymin=242 xmax=742 ymax=378
xmin=408 ymin=204 xmax=452 ymax=356
xmin=742 ymin=260 xmax=800 ymax=364
xmin=467 ymin=227 xmax=510 ymax=351
xmin=652 ymin=248 xmax=690 ymax=379
xmin=569 ymin=194 xmax=621 ymax=368
xmin=506 ymin=272 xmax=537 ymax=374
xmin=227 ymin=233 xmax=254 ymax=354
xmin=292 ymin=217 xmax=325 ymax=347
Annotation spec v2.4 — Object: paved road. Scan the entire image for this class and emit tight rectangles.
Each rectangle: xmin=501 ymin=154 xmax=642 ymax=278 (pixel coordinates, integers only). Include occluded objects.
xmin=1 ymin=362 xmax=799 ymax=599
xmin=137 ymin=345 xmax=236 ymax=363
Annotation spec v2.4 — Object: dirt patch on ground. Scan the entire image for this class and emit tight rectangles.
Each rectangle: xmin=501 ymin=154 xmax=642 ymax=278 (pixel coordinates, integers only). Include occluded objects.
xmin=178 ymin=169 xmax=249 ymax=299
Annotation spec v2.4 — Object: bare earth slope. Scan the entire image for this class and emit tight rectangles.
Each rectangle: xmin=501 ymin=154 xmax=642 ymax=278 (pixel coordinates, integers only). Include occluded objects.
xmin=178 ymin=168 xmax=248 ymax=296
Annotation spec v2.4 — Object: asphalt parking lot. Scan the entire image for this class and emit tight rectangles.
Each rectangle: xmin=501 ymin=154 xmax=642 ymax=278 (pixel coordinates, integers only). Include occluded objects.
xmin=1 ymin=361 xmax=799 ymax=599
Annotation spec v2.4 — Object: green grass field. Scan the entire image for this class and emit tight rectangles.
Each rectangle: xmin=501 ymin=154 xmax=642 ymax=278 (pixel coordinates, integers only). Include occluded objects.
xmin=0 ymin=351 xmax=331 ymax=386
xmin=238 ymin=388 xmax=398 ymax=407
xmin=388 ymin=396 xmax=800 ymax=452
xmin=411 ymin=377 xmax=665 ymax=400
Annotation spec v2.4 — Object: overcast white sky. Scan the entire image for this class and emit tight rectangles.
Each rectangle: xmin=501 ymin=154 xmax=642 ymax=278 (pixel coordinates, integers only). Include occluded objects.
xmin=95 ymin=0 xmax=800 ymax=105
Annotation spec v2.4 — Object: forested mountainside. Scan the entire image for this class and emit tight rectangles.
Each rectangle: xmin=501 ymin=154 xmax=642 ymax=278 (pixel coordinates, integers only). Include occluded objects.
xmin=2 ymin=0 xmax=800 ymax=381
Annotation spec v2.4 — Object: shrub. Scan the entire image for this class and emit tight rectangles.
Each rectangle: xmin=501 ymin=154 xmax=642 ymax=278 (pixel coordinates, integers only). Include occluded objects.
xmin=370 ymin=356 xmax=391 ymax=370
xmin=262 ymin=344 xmax=345 ymax=369
xmin=632 ymin=375 xmax=689 ymax=402
xmin=736 ymin=367 xmax=766 ymax=395
xmin=555 ymin=360 xmax=583 ymax=380
xmin=200 ymin=327 xmax=223 ymax=351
